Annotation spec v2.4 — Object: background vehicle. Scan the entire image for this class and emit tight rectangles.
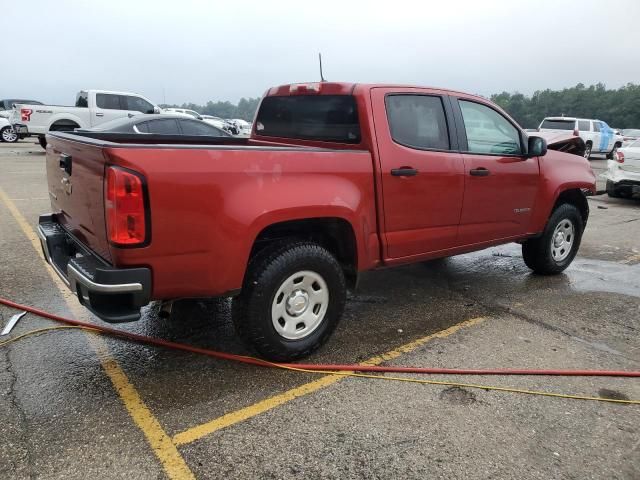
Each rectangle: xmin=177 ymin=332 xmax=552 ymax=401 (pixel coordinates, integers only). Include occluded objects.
xmin=230 ymin=118 xmax=252 ymax=135
xmin=538 ymin=116 xmax=622 ymax=159
xmin=162 ymin=108 xmax=203 ymax=119
xmin=201 ymin=114 xmax=235 ymax=134
xmin=10 ymin=90 xmax=161 ymax=148
xmin=0 ymin=117 xmax=18 ymax=142
xmin=76 ymin=114 xmax=229 ymax=137
xmin=0 ymin=99 xmax=43 ymax=116
xmin=38 ymin=82 xmax=595 ymax=361
xmin=621 ymin=128 xmax=640 ymax=147
xmin=604 ymin=139 xmax=640 ymax=198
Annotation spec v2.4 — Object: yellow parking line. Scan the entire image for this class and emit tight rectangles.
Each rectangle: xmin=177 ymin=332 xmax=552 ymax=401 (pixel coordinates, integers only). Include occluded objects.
xmin=173 ymin=316 xmax=486 ymax=446
xmin=0 ymin=187 xmax=195 ymax=480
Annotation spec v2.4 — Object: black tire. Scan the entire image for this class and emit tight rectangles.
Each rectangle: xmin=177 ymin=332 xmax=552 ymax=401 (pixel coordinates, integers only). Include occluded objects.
xmin=606 ymin=180 xmax=622 ymax=198
xmin=38 ymin=136 xmax=47 ymax=149
xmin=522 ymin=203 xmax=584 ymax=275
xmin=606 ymin=144 xmax=619 ymax=160
xmin=1 ymin=126 xmax=18 ymax=143
xmin=232 ymin=241 xmax=346 ymax=361
xmin=584 ymin=143 xmax=592 ymax=159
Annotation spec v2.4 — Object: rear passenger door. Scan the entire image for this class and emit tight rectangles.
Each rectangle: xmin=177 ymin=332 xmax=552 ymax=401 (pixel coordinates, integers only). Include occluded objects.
xmin=451 ymin=97 xmax=539 ymax=245
xmin=371 ymin=88 xmax=465 ymax=259
xmin=592 ymin=121 xmax=603 ymax=152
xmin=92 ymin=93 xmax=130 ymax=126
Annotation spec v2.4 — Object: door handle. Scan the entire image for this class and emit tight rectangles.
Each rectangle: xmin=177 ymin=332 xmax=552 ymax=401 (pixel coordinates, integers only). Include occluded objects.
xmin=391 ymin=167 xmax=418 ymax=177
xmin=95 ymin=113 xmax=104 ymax=117
xmin=469 ymin=167 xmax=490 ymax=177
xmin=59 ymin=154 xmax=72 ymax=175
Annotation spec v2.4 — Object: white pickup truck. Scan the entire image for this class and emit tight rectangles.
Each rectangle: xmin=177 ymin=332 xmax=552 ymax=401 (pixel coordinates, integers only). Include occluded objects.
xmin=11 ymin=90 xmax=161 ymax=148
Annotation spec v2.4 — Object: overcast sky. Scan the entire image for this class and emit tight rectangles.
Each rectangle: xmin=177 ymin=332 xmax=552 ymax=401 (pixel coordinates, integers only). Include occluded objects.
xmin=5 ymin=0 xmax=639 ymax=106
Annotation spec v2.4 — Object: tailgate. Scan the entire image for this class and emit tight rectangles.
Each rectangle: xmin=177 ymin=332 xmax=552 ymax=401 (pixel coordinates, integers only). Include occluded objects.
xmin=46 ymin=134 xmax=112 ymax=262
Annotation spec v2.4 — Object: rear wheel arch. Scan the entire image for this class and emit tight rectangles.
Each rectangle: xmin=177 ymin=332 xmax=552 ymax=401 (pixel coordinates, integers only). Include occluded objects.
xmin=248 ymin=217 xmax=359 ymax=289
xmin=49 ymin=119 xmax=81 ymax=132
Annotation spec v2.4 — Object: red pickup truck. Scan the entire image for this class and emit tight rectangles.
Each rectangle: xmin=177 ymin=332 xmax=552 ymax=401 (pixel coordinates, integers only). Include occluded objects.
xmin=38 ymin=82 xmax=596 ymax=360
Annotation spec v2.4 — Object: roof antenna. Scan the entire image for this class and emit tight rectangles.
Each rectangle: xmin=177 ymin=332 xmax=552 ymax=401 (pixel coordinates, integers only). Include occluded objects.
xmin=319 ymin=53 xmax=326 ymax=82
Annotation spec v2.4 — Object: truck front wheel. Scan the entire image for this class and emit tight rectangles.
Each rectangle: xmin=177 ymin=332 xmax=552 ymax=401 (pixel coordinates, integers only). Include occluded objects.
xmin=232 ymin=242 xmax=346 ymax=361
xmin=522 ymin=204 xmax=584 ymax=275
xmin=38 ymin=136 xmax=47 ymax=149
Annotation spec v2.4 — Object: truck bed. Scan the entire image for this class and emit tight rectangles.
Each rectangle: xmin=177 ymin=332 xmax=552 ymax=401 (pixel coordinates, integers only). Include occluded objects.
xmin=45 ymin=131 xmax=377 ymax=300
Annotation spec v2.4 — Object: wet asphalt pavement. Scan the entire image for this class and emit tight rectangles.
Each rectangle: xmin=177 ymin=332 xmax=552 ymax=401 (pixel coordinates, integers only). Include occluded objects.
xmin=0 ymin=140 xmax=639 ymax=479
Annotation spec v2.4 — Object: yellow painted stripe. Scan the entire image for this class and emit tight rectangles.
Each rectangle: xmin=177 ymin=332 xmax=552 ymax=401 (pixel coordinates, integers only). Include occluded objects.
xmin=0 ymin=187 xmax=195 ymax=480
xmin=173 ymin=316 xmax=486 ymax=446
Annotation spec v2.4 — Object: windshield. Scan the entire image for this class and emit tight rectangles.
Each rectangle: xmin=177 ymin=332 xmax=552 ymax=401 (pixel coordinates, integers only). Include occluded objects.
xmin=540 ymin=119 xmax=575 ymax=130
xmin=255 ymin=95 xmax=361 ymax=143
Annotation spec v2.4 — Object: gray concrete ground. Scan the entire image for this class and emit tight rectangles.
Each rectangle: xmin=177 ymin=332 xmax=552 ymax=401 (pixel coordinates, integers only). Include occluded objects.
xmin=0 ymin=139 xmax=638 ymax=479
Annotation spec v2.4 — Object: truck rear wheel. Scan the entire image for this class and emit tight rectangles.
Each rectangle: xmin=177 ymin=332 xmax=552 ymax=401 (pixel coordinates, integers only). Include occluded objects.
xmin=522 ymin=204 xmax=583 ymax=275
xmin=232 ymin=241 xmax=346 ymax=361
xmin=38 ymin=136 xmax=47 ymax=149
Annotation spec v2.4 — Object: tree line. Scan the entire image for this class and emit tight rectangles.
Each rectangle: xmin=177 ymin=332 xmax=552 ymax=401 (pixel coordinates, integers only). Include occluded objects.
xmin=491 ymin=83 xmax=640 ymax=129
xmin=160 ymin=97 xmax=261 ymax=121
xmin=162 ymin=82 xmax=640 ymax=128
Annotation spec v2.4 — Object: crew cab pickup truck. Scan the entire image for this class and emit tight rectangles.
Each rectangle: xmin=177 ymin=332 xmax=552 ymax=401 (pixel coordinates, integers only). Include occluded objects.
xmin=38 ymin=82 xmax=596 ymax=361
xmin=11 ymin=90 xmax=161 ymax=149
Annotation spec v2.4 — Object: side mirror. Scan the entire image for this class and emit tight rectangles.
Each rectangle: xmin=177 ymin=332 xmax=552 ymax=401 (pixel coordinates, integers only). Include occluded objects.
xmin=527 ymin=135 xmax=547 ymax=157
xmin=153 ymin=106 xmax=161 ymax=114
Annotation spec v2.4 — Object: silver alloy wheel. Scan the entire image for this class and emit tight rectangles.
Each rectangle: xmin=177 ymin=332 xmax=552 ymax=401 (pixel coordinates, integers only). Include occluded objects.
xmin=271 ymin=270 xmax=329 ymax=340
xmin=584 ymin=145 xmax=591 ymax=159
xmin=1 ymin=127 xmax=18 ymax=143
xmin=550 ymin=218 xmax=574 ymax=262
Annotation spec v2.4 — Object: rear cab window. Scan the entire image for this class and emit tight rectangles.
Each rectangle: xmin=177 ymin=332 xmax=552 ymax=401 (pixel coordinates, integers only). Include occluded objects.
xmin=254 ymin=95 xmax=361 ymax=143
xmin=540 ymin=119 xmax=576 ymax=130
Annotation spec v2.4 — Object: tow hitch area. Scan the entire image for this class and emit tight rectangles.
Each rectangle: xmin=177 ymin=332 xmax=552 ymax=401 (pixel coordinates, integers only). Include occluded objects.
xmin=38 ymin=214 xmax=151 ymax=322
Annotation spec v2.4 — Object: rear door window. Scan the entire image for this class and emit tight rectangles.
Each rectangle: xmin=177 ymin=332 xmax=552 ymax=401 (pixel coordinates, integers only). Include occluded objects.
xmin=459 ymin=100 xmax=522 ymax=155
xmin=96 ymin=93 xmax=123 ymax=110
xmin=144 ymin=119 xmax=179 ymax=134
xmin=578 ymin=120 xmax=590 ymax=131
xmin=255 ymin=95 xmax=360 ymax=143
xmin=385 ymin=95 xmax=450 ymax=150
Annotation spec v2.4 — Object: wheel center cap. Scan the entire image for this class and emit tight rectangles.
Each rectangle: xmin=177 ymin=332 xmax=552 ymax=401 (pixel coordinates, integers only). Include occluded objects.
xmin=286 ymin=290 xmax=309 ymax=316
xmin=554 ymin=232 xmax=565 ymax=247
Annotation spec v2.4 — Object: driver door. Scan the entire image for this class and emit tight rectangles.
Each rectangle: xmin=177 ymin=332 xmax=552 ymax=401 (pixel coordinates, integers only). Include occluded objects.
xmin=453 ymin=98 xmax=540 ymax=245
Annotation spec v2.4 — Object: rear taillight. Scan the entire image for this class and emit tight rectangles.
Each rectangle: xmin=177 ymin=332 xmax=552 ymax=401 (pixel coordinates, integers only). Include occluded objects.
xmin=20 ymin=108 xmax=32 ymax=122
xmin=573 ymin=128 xmax=579 ymax=136
xmin=616 ymin=151 xmax=624 ymax=163
xmin=105 ymin=166 xmax=148 ymax=246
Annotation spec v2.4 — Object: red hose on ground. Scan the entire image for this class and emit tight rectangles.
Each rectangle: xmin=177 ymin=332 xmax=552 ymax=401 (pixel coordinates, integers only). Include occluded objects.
xmin=1 ymin=297 xmax=639 ymax=377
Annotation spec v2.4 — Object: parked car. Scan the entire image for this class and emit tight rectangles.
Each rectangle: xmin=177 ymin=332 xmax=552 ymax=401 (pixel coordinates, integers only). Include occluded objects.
xmin=37 ymin=81 xmax=595 ymax=361
xmin=621 ymin=129 xmax=640 ymax=147
xmin=231 ymin=119 xmax=252 ymax=135
xmin=0 ymin=117 xmax=18 ymax=142
xmin=76 ymin=114 xmax=229 ymax=137
xmin=9 ymin=90 xmax=161 ymax=148
xmin=162 ymin=108 xmax=203 ymax=120
xmin=603 ymin=139 xmax=640 ymax=198
xmin=201 ymin=115 xmax=235 ymax=134
xmin=0 ymin=99 xmax=43 ymax=114
xmin=538 ymin=117 xmax=622 ymax=159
